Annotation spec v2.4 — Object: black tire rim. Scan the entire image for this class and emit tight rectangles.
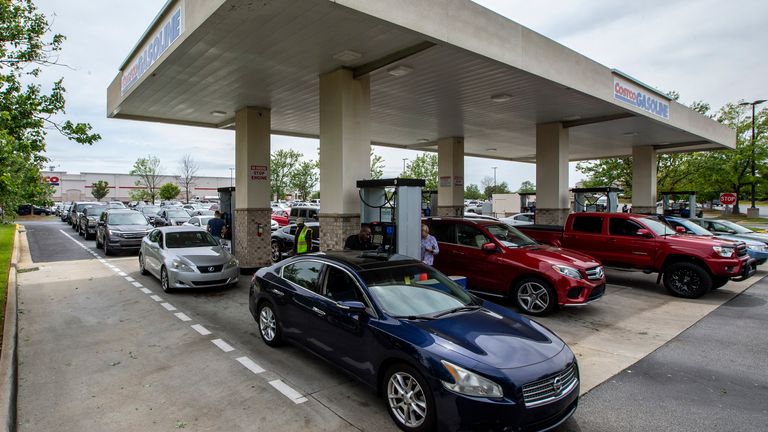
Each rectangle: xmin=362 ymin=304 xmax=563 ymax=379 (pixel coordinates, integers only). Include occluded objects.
xmin=271 ymin=243 xmax=281 ymax=262
xmin=669 ymin=268 xmax=700 ymax=295
xmin=161 ymin=268 xmax=169 ymax=291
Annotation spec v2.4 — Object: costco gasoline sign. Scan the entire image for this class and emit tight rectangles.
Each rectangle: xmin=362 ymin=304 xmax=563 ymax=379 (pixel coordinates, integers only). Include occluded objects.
xmin=613 ymin=77 xmax=670 ymax=120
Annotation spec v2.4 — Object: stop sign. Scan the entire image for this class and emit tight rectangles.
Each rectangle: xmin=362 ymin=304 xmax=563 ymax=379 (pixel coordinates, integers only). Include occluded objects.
xmin=720 ymin=193 xmax=737 ymax=205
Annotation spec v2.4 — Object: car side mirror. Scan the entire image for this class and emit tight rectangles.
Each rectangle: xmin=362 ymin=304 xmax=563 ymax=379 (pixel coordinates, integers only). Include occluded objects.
xmin=636 ymin=229 xmax=653 ymax=238
xmin=337 ymin=300 xmax=367 ymax=313
xmin=675 ymin=226 xmax=686 ymax=233
xmin=727 ymin=229 xmax=737 ymax=234
xmin=481 ymin=242 xmax=498 ymax=253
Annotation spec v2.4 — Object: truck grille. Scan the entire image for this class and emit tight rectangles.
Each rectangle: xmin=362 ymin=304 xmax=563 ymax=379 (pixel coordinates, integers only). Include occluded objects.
xmin=584 ymin=266 xmax=604 ymax=280
xmin=522 ymin=363 xmax=578 ymax=407
xmin=122 ymin=232 xmax=147 ymax=239
xmin=736 ymin=244 xmax=747 ymax=257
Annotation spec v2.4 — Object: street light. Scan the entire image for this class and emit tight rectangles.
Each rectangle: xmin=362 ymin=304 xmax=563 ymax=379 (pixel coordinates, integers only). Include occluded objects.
xmin=738 ymin=99 xmax=767 ymax=209
xmin=229 ymin=167 xmax=234 ymax=187
xmin=492 ymin=166 xmax=498 ymax=189
xmin=402 ymin=158 xmax=408 ymax=173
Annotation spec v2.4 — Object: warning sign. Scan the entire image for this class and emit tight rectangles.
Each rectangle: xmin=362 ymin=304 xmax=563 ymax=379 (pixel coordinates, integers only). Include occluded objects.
xmin=250 ymin=165 xmax=268 ymax=181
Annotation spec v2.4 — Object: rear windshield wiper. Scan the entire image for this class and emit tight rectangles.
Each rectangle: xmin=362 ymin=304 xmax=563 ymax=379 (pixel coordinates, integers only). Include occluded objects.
xmin=431 ymin=305 xmax=482 ymax=318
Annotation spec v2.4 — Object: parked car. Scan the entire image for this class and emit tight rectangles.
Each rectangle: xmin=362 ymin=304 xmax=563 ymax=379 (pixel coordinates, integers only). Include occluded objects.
xmin=250 ymin=251 xmax=580 ymax=431
xmin=655 ymin=216 xmax=768 ymax=266
xmin=153 ymin=208 xmax=191 ymax=227
xmin=188 ymin=209 xmax=215 ymax=217
xmin=462 ymin=212 xmax=499 ymax=221
xmin=96 ymin=210 xmax=154 ymax=255
xmin=183 ymin=215 xmax=213 ymax=230
xmin=270 ymin=222 xmax=320 ymax=262
xmin=77 ymin=205 xmax=108 ymax=239
xmin=690 ymin=218 xmax=768 ymax=246
xmin=500 ymin=212 xmax=535 ymax=226
xmin=17 ymin=204 xmax=51 ymax=216
xmin=425 ymin=217 xmax=605 ymax=315
xmin=60 ymin=203 xmax=73 ymax=222
xmin=137 ymin=206 xmax=161 ymax=224
xmin=271 ymin=211 xmax=289 ymax=227
xmin=271 ymin=219 xmax=279 ymax=231
xmin=107 ymin=201 xmax=126 ymax=208
xmin=139 ymin=227 xmax=239 ymax=292
xmin=69 ymin=202 xmax=96 ymax=228
xmin=288 ymin=206 xmax=319 ymax=223
xmin=518 ymin=212 xmax=755 ymax=298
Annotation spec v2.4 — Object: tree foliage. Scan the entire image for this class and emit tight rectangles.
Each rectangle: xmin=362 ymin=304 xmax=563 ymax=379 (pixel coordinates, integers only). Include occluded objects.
xmin=130 ymin=155 xmax=163 ymax=203
xmin=158 ymin=182 xmax=181 ymax=201
xmin=271 ymin=149 xmax=301 ymax=200
xmin=90 ymin=180 xmax=109 ymax=201
xmin=464 ymin=184 xmax=482 ymax=200
xmin=518 ymin=180 xmax=536 ymax=193
xmin=290 ymin=160 xmax=319 ymax=201
xmin=177 ymin=153 xmax=199 ymax=203
xmin=0 ymin=0 xmax=100 ymax=215
xmin=370 ymin=149 xmax=384 ymax=180
xmin=401 ymin=153 xmax=438 ymax=190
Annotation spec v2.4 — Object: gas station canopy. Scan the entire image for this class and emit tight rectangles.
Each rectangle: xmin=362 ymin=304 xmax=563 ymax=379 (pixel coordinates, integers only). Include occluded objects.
xmin=107 ymin=0 xmax=735 ymax=162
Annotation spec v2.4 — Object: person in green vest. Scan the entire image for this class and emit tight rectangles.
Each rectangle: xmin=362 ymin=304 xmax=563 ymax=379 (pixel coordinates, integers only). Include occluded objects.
xmin=293 ymin=217 xmax=313 ymax=255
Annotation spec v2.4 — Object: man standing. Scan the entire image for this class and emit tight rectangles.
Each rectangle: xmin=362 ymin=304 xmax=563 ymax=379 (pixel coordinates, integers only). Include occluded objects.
xmin=207 ymin=210 xmax=226 ymax=244
xmin=293 ymin=217 xmax=313 ymax=255
xmin=344 ymin=224 xmax=375 ymax=250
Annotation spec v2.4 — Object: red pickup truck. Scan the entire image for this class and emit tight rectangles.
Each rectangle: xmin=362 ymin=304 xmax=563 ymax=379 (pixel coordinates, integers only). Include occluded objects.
xmin=518 ymin=212 xmax=755 ymax=298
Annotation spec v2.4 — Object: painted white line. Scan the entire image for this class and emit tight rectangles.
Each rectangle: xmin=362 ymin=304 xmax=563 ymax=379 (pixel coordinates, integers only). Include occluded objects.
xmin=174 ymin=312 xmax=192 ymax=322
xmin=150 ymin=295 xmax=163 ymax=302
xmin=191 ymin=324 xmax=211 ymax=335
xmin=211 ymin=338 xmax=235 ymax=353
xmin=269 ymin=380 xmax=307 ymax=404
xmin=125 ymin=276 xmax=135 ymax=282
xmin=132 ymin=282 xmax=144 ymax=288
xmin=235 ymin=356 xmax=265 ymax=374
xmin=117 ymin=271 xmax=127 ymax=276
xmin=111 ymin=267 xmax=121 ymax=273
xmin=160 ymin=302 xmax=177 ymax=311
xmin=140 ymin=288 xmax=152 ymax=294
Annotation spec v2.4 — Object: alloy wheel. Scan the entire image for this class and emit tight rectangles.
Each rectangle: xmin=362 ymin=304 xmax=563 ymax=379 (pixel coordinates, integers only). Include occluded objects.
xmin=161 ymin=268 xmax=170 ymax=292
xmin=517 ymin=282 xmax=550 ymax=313
xmin=670 ymin=268 xmax=699 ymax=296
xmin=387 ymin=372 xmax=427 ymax=428
xmin=271 ymin=243 xmax=281 ymax=263
xmin=259 ymin=306 xmax=277 ymax=341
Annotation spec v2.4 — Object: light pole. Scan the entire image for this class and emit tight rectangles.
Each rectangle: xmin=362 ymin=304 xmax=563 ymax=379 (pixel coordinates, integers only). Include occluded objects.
xmin=739 ymin=99 xmax=766 ymax=210
xmin=492 ymin=166 xmax=498 ymax=189
xmin=402 ymin=158 xmax=408 ymax=173
xmin=229 ymin=167 xmax=234 ymax=187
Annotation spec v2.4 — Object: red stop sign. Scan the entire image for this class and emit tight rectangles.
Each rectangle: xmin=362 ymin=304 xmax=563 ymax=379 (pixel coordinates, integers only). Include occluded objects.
xmin=720 ymin=193 xmax=737 ymax=205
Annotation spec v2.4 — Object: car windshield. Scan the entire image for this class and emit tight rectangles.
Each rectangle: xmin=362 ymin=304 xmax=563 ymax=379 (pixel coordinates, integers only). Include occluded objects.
xmin=166 ymin=210 xmax=189 ymax=218
xmin=199 ymin=216 xmax=213 ymax=225
xmin=196 ymin=210 xmax=215 ymax=216
xmin=668 ymin=218 xmax=712 ymax=235
xmin=110 ymin=213 xmax=149 ymax=225
xmin=486 ymin=224 xmax=537 ymax=247
xmin=360 ymin=263 xmax=476 ymax=318
xmin=87 ymin=207 xmax=107 ymax=217
xmin=140 ymin=207 xmax=160 ymax=214
xmin=165 ymin=231 xmax=219 ymax=248
xmin=639 ymin=217 xmax=676 ymax=236
xmin=714 ymin=220 xmax=753 ymax=234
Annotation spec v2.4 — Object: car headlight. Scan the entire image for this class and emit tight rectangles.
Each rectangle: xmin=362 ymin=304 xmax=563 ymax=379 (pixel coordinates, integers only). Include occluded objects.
xmin=713 ymin=246 xmax=735 ymax=258
xmin=552 ymin=265 xmax=583 ymax=279
xmin=171 ymin=259 xmax=195 ymax=272
xmin=440 ymin=360 xmax=503 ymax=398
xmin=109 ymin=230 xmax=124 ymax=238
xmin=224 ymin=257 xmax=239 ymax=269
xmin=747 ymin=244 xmax=766 ymax=252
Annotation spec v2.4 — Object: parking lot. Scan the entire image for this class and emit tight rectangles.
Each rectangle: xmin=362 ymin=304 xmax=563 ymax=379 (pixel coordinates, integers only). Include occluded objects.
xmin=14 ymin=219 xmax=768 ymax=431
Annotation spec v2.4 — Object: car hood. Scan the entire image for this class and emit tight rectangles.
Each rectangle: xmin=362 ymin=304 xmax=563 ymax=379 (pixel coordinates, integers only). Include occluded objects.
xmin=111 ymin=224 xmax=151 ymax=232
xmin=520 ymin=244 xmax=600 ymax=268
xmin=720 ymin=232 xmax=768 ymax=245
xmin=412 ymin=306 xmax=565 ymax=369
xmin=667 ymin=234 xmax=741 ymax=247
xmin=166 ymin=246 xmax=229 ymax=266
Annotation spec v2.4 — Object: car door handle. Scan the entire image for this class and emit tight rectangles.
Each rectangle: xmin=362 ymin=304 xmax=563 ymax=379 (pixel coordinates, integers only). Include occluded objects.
xmin=269 ymin=288 xmax=285 ymax=297
xmin=452 ymin=250 xmax=465 ymax=255
xmin=311 ymin=307 xmax=326 ymax=317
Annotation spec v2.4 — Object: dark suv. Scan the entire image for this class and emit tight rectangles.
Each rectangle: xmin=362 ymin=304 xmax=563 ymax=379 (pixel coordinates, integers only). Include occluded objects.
xmin=288 ymin=206 xmax=319 ymax=224
xmin=69 ymin=202 xmax=96 ymax=229
xmin=96 ymin=210 xmax=153 ymax=255
xmin=78 ymin=205 xmax=108 ymax=239
xmin=153 ymin=208 xmax=191 ymax=227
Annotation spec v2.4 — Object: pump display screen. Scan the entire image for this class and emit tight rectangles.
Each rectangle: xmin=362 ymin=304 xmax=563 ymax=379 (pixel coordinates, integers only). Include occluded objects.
xmin=372 ymin=234 xmax=384 ymax=244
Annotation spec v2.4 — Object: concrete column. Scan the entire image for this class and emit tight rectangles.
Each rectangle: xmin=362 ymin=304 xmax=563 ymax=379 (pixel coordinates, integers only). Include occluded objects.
xmin=437 ymin=137 xmax=464 ymax=217
xmin=233 ymin=107 xmax=272 ymax=269
xmin=631 ymin=146 xmax=657 ymax=214
xmin=535 ymin=123 xmax=570 ymax=225
xmin=318 ymin=69 xmax=370 ymax=250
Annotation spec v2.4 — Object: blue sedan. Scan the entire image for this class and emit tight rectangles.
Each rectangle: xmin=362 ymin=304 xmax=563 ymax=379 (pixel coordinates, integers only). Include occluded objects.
xmin=249 ymin=251 xmax=579 ymax=431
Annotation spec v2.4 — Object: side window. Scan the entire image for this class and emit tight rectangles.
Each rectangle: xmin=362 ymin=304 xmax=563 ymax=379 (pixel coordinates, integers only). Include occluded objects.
xmin=311 ymin=226 xmax=320 ymax=240
xmin=609 ymin=218 xmax=644 ymax=236
xmin=323 ymin=266 xmax=365 ymax=303
xmin=572 ymin=216 xmax=603 ymax=234
xmin=148 ymin=230 xmax=160 ymax=243
xmin=456 ymin=224 xmax=490 ymax=248
xmin=710 ymin=222 xmax=729 ymax=233
xmin=100 ymin=212 xmax=108 ymax=222
xmin=518 ymin=214 xmax=533 ymax=222
xmin=308 ymin=209 xmax=318 ymax=219
xmin=282 ymin=261 xmax=324 ymax=293
xmin=430 ymin=222 xmax=455 ymax=244
xmin=290 ymin=208 xmax=298 ymax=218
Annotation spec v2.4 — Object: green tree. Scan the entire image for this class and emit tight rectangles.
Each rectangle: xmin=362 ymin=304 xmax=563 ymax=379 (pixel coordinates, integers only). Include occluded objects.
xmin=271 ymin=149 xmax=301 ymax=200
xmin=130 ymin=155 xmax=163 ymax=203
xmin=0 ymin=0 xmax=100 ymax=217
xmin=128 ymin=189 xmax=151 ymax=203
xmin=290 ymin=160 xmax=319 ymax=201
xmin=464 ymin=184 xmax=482 ymax=200
xmin=158 ymin=182 xmax=181 ymax=201
xmin=370 ymin=149 xmax=384 ymax=179
xmin=401 ymin=153 xmax=438 ymax=190
xmin=518 ymin=180 xmax=536 ymax=193
xmin=90 ymin=180 xmax=110 ymax=201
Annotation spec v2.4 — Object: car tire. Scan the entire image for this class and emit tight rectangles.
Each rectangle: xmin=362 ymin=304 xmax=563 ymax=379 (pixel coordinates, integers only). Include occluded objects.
xmin=95 ymin=235 xmax=103 ymax=249
xmin=271 ymin=241 xmax=282 ymax=263
xmin=160 ymin=266 xmax=171 ymax=293
xmin=138 ymin=253 xmax=149 ymax=275
xmin=663 ymin=262 xmax=711 ymax=298
xmin=383 ymin=364 xmax=436 ymax=432
xmin=257 ymin=301 xmax=283 ymax=347
xmin=711 ymin=276 xmax=729 ymax=290
xmin=513 ymin=277 xmax=557 ymax=316
xmin=104 ymin=239 xmax=113 ymax=256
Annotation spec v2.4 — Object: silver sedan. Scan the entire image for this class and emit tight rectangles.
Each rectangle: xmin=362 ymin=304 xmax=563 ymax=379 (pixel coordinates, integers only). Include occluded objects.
xmin=139 ymin=226 xmax=239 ymax=292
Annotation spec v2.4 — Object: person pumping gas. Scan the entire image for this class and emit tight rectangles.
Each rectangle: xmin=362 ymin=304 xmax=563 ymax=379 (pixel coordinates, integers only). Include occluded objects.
xmin=293 ymin=217 xmax=313 ymax=255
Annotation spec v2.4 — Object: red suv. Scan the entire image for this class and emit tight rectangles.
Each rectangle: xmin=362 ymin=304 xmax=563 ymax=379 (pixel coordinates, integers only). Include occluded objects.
xmin=424 ymin=218 xmax=606 ymax=315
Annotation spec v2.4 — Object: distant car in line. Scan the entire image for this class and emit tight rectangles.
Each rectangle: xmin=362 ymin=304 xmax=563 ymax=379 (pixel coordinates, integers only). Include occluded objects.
xmin=77 ymin=205 xmax=108 ymax=239
xmin=187 ymin=209 xmax=215 ymax=217
xmin=137 ymin=206 xmax=161 ymax=224
xmin=139 ymin=227 xmax=239 ymax=292
xmin=183 ymin=215 xmax=214 ymax=230
xmin=69 ymin=202 xmax=96 ymax=229
xmin=462 ymin=212 xmax=499 ymax=222
xmin=153 ymin=208 xmax=191 ymax=227
xmin=690 ymin=218 xmax=768 ymax=246
xmin=96 ymin=210 xmax=153 ymax=255
xmin=500 ymin=212 xmax=535 ymax=226
xmin=270 ymin=222 xmax=320 ymax=263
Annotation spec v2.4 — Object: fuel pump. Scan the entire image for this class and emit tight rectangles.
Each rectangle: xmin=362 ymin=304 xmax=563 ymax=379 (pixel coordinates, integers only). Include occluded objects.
xmin=571 ymin=187 xmax=622 ymax=213
xmin=357 ymin=178 xmax=425 ymax=260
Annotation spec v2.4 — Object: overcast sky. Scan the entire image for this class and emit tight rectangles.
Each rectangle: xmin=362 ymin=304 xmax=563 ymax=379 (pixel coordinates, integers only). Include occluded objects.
xmin=37 ymin=0 xmax=768 ymax=189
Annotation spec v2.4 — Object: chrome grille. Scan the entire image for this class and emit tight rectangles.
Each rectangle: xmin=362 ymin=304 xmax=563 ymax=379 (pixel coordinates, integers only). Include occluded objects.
xmin=522 ymin=364 xmax=578 ymax=407
xmin=585 ymin=266 xmax=604 ymax=280
xmin=122 ymin=232 xmax=147 ymax=239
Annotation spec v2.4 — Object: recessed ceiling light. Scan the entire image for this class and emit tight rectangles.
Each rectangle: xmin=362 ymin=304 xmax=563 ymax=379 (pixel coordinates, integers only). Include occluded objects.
xmin=332 ymin=50 xmax=362 ymax=62
xmin=210 ymin=111 xmax=227 ymax=117
xmin=563 ymin=115 xmax=582 ymax=121
xmin=622 ymin=132 xmax=639 ymax=137
xmin=387 ymin=65 xmax=413 ymax=77
xmin=486 ymin=148 xmax=498 ymax=152
xmin=491 ymin=94 xmax=512 ymax=102
xmin=656 ymin=141 xmax=671 ymax=145
xmin=416 ymin=138 xmax=429 ymax=143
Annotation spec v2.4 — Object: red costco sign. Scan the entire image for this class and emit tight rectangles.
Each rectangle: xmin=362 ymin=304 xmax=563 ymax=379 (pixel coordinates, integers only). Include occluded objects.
xmin=719 ymin=193 xmax=737 ymax=205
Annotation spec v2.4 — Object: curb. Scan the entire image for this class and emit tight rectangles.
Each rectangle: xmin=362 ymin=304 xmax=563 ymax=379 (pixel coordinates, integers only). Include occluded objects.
xmin=0 ymin=225 xmax=20 ymax=432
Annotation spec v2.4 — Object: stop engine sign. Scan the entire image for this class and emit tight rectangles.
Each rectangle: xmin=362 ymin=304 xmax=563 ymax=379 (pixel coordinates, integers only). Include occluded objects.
xmin=719 ymin=193 xmax=737 ymax=205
